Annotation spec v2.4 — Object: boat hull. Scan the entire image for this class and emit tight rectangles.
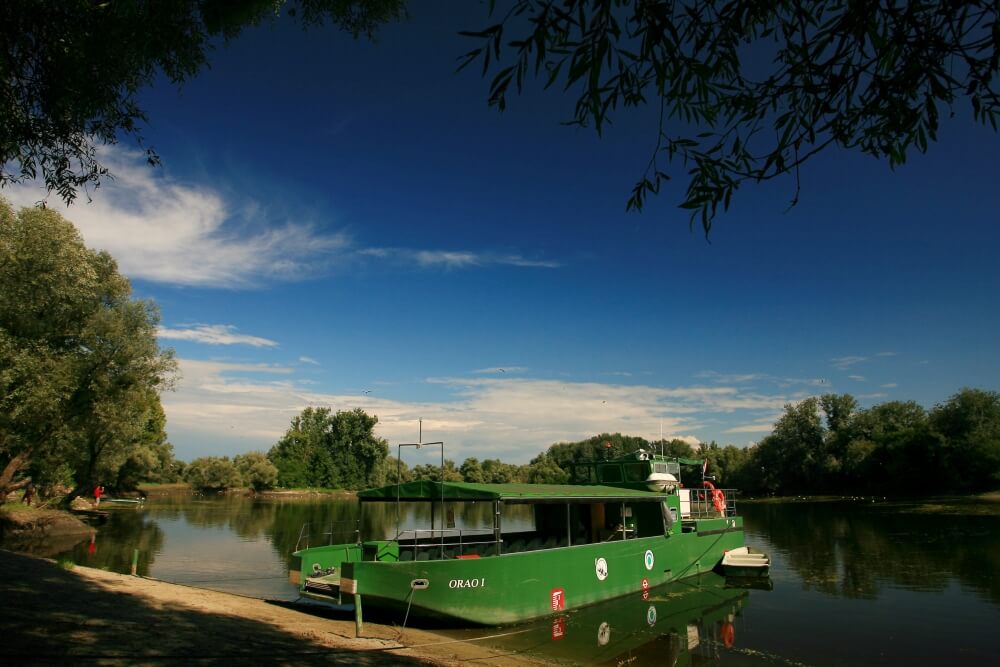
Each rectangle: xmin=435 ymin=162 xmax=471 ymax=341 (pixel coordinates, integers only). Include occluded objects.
xmin=301 ymin=516 xmax=744 ymax=625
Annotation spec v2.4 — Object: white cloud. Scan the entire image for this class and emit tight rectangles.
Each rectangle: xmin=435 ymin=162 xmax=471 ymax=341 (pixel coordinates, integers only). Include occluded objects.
xmin=831 ymin=355 xmax=868 ymax=370
xmin=299 ymin=356 xmax=320 ymax=365
xmin=4 ymin=149 xmax=349 ymax=288
xmin=158 ymin=324 xmax=278 ymax=347
xmin=162 ymin=363 xmax=794 ymax=463
xmin=881 ymin=383 xmax=898 ymax=388
xmin=848 ymin=375 xmax=866 ymax=382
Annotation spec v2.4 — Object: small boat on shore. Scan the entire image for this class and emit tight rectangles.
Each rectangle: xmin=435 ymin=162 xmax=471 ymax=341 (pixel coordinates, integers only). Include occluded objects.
xmin=105 ymin=497 xmax=145 ymax=506
xmin=294 ymin=446 xmax=769 ymax=626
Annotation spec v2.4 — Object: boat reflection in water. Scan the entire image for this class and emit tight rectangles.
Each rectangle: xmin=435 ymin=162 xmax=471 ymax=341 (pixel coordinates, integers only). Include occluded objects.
xmin=445 ymin=571 xmax=761 ymax=667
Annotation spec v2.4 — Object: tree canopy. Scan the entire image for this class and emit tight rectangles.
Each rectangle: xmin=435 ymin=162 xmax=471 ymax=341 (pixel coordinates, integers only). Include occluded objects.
xmin=3 ymin=1 xmax=996 ymax=231
xmin=463 ymin=0 xmax=999 ymax=233
xmin=267 ymin=407 xmax=390 ymax=489
xmin=0 ymin=197 xmax=177 ymax=501
xmin=0 ymin=0 xmax=405 ymax=203
xmin=743 ymin=388 xmax=1000 ymax=495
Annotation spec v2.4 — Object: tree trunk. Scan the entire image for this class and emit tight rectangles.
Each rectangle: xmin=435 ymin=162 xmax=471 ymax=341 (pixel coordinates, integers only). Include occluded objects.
xmin=0 ymin=451 xmax=32 ymax=499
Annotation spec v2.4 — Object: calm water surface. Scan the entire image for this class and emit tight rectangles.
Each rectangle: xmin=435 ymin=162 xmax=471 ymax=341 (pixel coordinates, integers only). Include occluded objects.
xmin=14 ymin=493 xmax=1000 ymax=665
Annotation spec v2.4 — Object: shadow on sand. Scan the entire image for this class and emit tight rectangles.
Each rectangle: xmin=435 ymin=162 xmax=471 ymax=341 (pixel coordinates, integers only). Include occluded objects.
xmin=0 ymin=550 xmax=425 ymax=665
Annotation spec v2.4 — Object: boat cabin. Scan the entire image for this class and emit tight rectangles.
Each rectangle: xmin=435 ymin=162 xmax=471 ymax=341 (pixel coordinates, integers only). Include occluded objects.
xmin=334 ymin=448 xmax=735 ymax=564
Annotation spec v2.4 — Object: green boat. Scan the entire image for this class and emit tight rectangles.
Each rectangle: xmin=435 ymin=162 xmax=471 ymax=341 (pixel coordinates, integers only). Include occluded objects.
xmin=294 ymin=447 xmax=766 ymax=626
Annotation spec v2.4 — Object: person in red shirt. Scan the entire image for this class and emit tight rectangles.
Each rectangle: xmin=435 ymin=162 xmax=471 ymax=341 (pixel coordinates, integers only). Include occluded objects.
xmin=94 ymin=485 xmax=104 ymax=506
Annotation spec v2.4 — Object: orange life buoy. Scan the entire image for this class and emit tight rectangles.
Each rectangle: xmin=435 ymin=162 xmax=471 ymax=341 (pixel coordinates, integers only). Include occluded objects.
xmin=721 ymin=621 xmax=735 ymax=648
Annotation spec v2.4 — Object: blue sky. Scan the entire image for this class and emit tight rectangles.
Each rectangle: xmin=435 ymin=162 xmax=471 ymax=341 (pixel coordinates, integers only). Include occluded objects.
xmin=6 ymin=3 xmax=999 ymax=464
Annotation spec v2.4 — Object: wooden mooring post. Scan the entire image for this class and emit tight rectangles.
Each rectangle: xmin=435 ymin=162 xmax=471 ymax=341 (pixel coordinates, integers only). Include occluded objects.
xmin=130 ymin=549 xmax=138 ymax=576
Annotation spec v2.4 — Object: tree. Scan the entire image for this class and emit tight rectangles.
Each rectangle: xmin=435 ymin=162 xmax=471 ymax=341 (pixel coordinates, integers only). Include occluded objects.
xmin=381 ymin=455 xmax=412 ymax=484
xmin=929 ymin=388 xmax=1000 ymax=491
xmin=267 ymin=406 xmax=389 ymax=489
xmin=234 ymin=451 xmax=280 ymax=491
xmin=0 ymin=198 xmax=175 ymax=500
xmin=0 ymin=0 xmax=406 ymax=203
xmin=185 ymin=456 xmax=242 ymax=491
xmin=753 ymin=397 xmax=825 ymax=493
xmin=112 ymin=401 xmax=179 ymax=490
xmin=849 ymin=400 xmax=931 ymax=490
xmin=462 ymin=1 xmax=999 ymax=233
xmin=411 ymin=459 xmax=463 ymax=482
xmin=524 ymin=452 xmax=569 ymax=484
xmin=460 ymin=457 xmax=485 ymax=483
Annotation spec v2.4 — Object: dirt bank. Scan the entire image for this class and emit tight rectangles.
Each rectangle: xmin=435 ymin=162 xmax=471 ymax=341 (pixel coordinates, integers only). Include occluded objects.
xmin=0 ymin=505 xmax=92 ymax=541
xmin=0 ymin=550 xmax=548 ymax=666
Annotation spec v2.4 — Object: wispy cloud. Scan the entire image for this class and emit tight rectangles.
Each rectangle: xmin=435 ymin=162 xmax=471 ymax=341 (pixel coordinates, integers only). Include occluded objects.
xmin=473 ymin=366 xmax=528 ymax=375
xmin=848 ymin=375 xmax=866 ymax=382
xmin=361 ymin=247 xmax=561 ymax=270
xmin=4 ymin=147 xmax=559 ymax=288
xmin=158 ymin=324 xmax=278 ymax=347
xmin=299 ymin=356 xmax=320 ymax=365
xmin=698 ymin=370 xmax=827 ymax=387
xmin=881 ymin=382 xmax=898 ymax=388
xmin=831 ymin=355 xmax=868 ymax=370
xmin=724 ymin=419 xmax=779 ymax=434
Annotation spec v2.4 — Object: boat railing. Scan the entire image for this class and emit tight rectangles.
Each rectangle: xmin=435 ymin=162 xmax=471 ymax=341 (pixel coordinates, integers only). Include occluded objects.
xmin=686 ymin=488 xmax=739 ymax=519
xmin=395 ymin=527 xmax=498 ymax=560
xmin=295 ymin=520 xmax=361 ymax=551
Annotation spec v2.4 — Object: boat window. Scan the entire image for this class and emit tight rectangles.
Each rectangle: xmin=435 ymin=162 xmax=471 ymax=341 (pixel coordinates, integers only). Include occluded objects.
xmin=653 ymin=463 xmax=668 ymax=474
xmin=623 ymin=463 xmax=648 ymax=482
xmin=597 ymin=464 xmax=623 ymax=483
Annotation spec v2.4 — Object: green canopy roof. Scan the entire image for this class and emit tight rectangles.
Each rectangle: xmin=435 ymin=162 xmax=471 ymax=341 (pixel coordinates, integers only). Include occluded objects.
xmin=358 ymin=480 xmax=669 ymax=504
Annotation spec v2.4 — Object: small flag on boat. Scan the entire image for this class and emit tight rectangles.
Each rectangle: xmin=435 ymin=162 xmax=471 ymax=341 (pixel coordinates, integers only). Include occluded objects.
xmin=702 ymin=459 xmax=709 ymax=476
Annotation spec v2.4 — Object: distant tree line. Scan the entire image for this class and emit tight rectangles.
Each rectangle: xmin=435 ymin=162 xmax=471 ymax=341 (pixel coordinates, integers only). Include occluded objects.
xmin=728 ymin=388 xmax=1000 ymax=496
xmin=198 ymin=387 xmax=998 ymax=496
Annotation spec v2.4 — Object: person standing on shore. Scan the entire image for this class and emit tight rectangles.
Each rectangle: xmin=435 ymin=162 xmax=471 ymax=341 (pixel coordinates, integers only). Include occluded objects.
xmin=22 ymin=482 xmax=35 ymax=506
xmin=94 ymin=485 xmax=104 ymax=506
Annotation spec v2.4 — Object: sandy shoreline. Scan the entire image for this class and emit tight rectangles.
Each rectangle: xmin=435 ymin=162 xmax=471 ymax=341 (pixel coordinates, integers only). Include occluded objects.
xmin=0 ymin=549 xmax=548 ymax=666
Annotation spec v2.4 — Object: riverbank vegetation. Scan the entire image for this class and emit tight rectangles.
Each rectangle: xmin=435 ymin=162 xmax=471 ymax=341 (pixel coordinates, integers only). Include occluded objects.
xmin=0 ymin=199 xmax=177 ymax=506
xmin=252 ymin=389 xmax=999 ymax=498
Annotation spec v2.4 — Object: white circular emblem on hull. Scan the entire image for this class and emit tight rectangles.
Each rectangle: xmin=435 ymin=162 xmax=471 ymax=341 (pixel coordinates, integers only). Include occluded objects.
xmin=595 ymin=557 xmax=609 ymax=581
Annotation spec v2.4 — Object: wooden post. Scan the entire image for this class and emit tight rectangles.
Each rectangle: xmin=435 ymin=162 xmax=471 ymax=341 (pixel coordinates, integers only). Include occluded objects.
xmin=131 ymin=549 xmax=139 ymax=576
xmin=354 ymin=593 xmax=363 ymax=636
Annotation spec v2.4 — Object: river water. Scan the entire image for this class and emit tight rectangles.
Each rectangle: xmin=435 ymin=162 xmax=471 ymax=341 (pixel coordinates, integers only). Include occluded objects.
xmin=10 ymin=493 xmax=1000 ymax=665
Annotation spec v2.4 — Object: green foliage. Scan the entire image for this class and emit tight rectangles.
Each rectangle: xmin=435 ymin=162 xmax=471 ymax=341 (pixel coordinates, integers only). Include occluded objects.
xmin=463 ymin=1 xmax=999 ymax=233
xmin=411 ymin=459 xmax=463 ymax=482
xmin=267 ymin=407 xmax=389 ymax=490
xmin=381 ymin=456 xmax=412 ymax=484
xmin=737 ymin=389 xmax=1000 ymax=496
xmin=184 ymin=456 xmax=242 ymax=491
xmin=0 ymin=1 xmax=406 ymax=204
xmin=234 ymin=451 xmax=279 ymax=491
xmin=524 ymin=452 xmax=568 ymax=484
xmin=0 ymin=198 xmax=176 ymax=500
xmin=929 ymin=388 xmax=1000 ymax=490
